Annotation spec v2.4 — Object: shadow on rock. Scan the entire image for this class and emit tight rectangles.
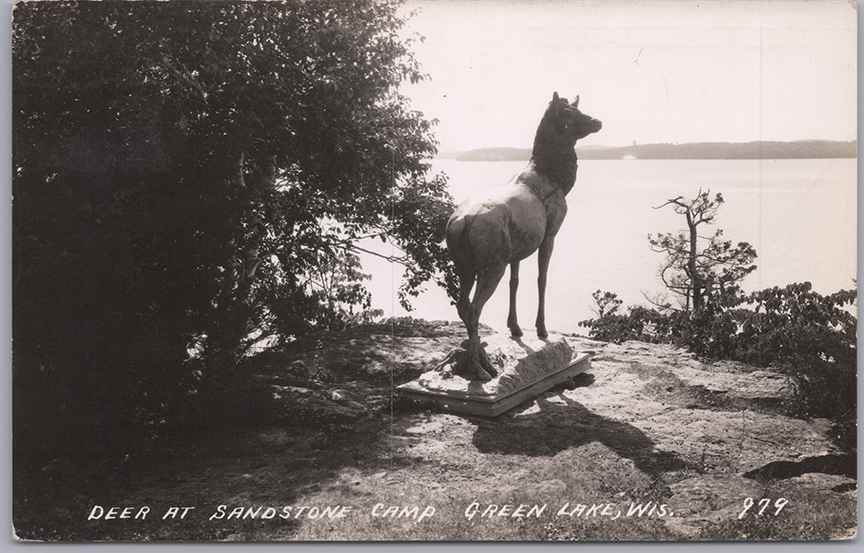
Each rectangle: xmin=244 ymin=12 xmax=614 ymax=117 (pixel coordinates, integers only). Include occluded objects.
xmin=472 ymin=392 xmax=691 ymax=478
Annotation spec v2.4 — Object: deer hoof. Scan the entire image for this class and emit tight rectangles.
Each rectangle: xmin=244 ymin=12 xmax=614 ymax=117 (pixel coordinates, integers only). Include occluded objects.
xmin=475 ymin=366 xmax=494 ymax=381
xmin=478 ymin=350 xmax=498 ymax=379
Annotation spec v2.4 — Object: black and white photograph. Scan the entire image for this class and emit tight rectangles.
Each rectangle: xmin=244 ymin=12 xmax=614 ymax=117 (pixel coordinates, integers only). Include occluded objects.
xmin=12 ymin=0 xmax=857 ymax=541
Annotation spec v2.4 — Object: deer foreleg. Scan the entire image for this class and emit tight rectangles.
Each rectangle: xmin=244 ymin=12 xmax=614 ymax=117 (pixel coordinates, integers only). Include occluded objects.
xmin=507 ymin=260 xmax=523 ymax=337
xmin=535 ymin=237 xmax=555 ymax=338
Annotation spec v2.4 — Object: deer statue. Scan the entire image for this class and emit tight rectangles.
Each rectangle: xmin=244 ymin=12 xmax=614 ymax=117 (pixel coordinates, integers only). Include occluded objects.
xmin=445 ymin=92 xmax=602 ymax=380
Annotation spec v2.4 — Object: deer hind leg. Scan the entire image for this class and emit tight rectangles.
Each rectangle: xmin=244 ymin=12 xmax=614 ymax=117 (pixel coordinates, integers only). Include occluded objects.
xmin=507 ymin=260 xmax=523 ymax=337
xmin=455 ymin=269 xmax=475 ymax=325
xmin=535 ymin=236 xmax=555 ymax=338
xmin=465 ymin=263 xmax=507 ymax=380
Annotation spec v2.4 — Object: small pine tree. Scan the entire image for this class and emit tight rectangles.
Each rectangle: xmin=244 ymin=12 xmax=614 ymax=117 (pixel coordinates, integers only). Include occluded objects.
xmin=649 ymin=190 xmax=757 ymax=312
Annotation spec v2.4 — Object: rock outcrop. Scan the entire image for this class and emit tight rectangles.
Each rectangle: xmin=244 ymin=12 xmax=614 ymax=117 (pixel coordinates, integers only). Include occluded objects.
xmin=267 ymin=323 xmax=854 ymax=537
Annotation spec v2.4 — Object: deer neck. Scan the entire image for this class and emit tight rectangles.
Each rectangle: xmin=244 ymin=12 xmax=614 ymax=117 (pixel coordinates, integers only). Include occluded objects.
xmin=530 ymin=137 xmax=578 ymax=196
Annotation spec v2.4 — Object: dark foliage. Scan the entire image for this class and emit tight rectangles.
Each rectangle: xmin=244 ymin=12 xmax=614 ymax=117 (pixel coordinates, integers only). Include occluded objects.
xmin=581 ymin=283 xmax=857 ymax=426
xmin=579 ymin=291 xmax=671 ymax=344
xmin=13 ymin=0 xmax=454 ymax=466
xmin=734 ymin=283 xmax=857 ymax=421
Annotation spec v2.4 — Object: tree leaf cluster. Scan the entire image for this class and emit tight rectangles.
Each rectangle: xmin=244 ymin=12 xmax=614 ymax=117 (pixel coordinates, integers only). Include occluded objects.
xmin=13 ymin=0 xmax=454 ymax=459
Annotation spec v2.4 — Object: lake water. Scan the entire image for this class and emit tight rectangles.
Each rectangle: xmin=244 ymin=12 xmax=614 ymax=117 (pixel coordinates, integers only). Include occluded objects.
xmin=360 ymin=158 xmax=857 ymax=334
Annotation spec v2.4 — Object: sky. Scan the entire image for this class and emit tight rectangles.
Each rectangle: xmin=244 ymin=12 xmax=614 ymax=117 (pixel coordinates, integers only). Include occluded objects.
xmin=399 ymin=0 xmax=857 ymax=151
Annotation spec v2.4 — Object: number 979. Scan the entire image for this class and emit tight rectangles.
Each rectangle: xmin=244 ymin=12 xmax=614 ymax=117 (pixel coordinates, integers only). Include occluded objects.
xmin=738 ymin=497 xmax=789 ymax=519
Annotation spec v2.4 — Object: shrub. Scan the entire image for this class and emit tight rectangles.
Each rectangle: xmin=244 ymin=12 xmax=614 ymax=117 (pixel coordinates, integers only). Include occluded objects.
xmin=734 ymin=283 xmax=856 ymax=421
xmin=579 ymin=292 xmax=670 ymax=344
xmin=581 ymin=283 xmax=857 ymax=427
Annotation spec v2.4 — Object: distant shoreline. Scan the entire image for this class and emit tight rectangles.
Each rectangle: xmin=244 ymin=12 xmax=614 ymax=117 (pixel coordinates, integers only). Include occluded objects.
xmin=444 ymin=140 xmax=857 ymax=161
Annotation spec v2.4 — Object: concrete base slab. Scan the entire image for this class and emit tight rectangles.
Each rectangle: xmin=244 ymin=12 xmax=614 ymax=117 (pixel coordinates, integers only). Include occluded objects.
xmin=397 ymin=351 xmax=592 ymax=417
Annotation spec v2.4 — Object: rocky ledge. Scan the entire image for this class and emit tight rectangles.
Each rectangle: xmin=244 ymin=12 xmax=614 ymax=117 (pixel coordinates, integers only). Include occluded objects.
xmin=261 ymin=320 xmax=854 ymax=537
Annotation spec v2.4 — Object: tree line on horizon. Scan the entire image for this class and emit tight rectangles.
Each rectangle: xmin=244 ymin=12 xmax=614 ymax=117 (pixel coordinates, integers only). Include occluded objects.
xmin=453 ymin=139 xmax=857 ymax=161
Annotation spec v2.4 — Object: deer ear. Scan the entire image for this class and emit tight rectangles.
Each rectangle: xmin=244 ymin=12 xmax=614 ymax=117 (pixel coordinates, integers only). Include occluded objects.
xmin=572 ymin=95 xmax=580 ymax=108
xmin=551 ymin=92 xmax=564 ymax=132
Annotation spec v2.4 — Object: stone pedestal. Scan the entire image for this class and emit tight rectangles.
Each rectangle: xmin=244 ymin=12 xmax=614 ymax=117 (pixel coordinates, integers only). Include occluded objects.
xmin=396 ymin=333 xmax=592 ymax=417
